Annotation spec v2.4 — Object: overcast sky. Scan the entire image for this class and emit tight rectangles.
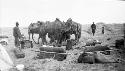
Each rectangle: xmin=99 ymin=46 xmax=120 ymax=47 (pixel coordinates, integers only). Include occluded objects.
xmin=0 ymin=0 xmax=125 ymax=27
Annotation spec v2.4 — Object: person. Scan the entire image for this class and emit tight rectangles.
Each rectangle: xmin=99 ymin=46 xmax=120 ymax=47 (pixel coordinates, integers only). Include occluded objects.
xmin=102 ymin=26 xmax=104 ymax=34
xmin=91 ymin=22 xmax=96 ymax=36
xmin=13 ymin=22 xmax=22 ymax=47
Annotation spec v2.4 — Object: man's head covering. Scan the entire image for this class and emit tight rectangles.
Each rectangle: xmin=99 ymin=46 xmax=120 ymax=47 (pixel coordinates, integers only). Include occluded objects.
xmin=55 ymin=18 xmax=60 ymax=21
xmin=16 ymin=22 xmax=19 ymax=26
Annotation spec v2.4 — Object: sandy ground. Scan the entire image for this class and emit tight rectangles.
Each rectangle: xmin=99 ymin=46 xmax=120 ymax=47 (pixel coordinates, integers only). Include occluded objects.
xmin=0 ymin=23 xmax=125 ymax=71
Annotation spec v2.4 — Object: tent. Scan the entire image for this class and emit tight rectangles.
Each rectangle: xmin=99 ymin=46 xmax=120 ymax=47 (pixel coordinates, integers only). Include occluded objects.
xmin=0 ymin=44 xmax=14 ymax=71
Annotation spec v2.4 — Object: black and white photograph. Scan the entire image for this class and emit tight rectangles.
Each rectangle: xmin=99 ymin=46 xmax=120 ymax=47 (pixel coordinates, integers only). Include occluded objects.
xmin=0 ymin=0 xmax=125 ymax=71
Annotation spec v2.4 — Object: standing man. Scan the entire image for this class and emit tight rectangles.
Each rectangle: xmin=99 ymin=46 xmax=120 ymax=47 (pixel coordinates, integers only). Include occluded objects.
xmin=91 ymin=22 xmax=96 ymax=36
xmin=13 ymin=22 xmax=22 ymax=47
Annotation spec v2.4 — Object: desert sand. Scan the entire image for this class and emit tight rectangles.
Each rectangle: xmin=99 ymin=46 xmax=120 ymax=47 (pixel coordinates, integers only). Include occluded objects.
xmin=0 ymin=23 xmax=125 ymax=71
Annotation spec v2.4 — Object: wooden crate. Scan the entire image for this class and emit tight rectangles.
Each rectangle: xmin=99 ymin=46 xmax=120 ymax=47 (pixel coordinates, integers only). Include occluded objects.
xmin=36 ymin=51 xmax=67 ymax=61
xmin=39 ymin=46 xmax=66 ymax=53
xmin=84 ymin=45 xmax=110 ymax=52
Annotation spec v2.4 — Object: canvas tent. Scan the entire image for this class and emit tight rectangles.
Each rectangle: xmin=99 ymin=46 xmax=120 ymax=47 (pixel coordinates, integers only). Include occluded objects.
xmin=0 ymin=44 xmax=14 ymax=71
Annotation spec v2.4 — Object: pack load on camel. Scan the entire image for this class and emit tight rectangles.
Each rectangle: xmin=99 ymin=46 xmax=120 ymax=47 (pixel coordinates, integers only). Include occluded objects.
xmin=65 ymin=18 xmax=82 ymax=43
xmin=40 ymin=18 xmax=67 ymax=45
xmin=28 ymin=19 xmax=69 ymax=45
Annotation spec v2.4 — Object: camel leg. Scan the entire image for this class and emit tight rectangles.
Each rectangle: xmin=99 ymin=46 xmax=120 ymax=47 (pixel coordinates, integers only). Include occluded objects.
xmin=78 ymin=31 xmax=81 ymax=39
xmin=38 ymin=36 xmax=40 ymax=44
xmin=42 ymin=37 xmax=45 ymax=45
xmin=49 ymin=36 xmax=54 ymax=44
xmin=50 ymin=38 xmax=54 ymax=44
xmin=75 ymin=33 xmax=78 ymax=41
xmin=75 ymin=33 xmax=79 ymax=45
xmin=29 ymin=33 xmax=30 ymax=40
xmin=32 ymin=34 xmax=37 ymax=44
xmin=43 ymin=36 xmax=47 ymax=45
xmin=58 ymin=38 xmax=62 ymax=47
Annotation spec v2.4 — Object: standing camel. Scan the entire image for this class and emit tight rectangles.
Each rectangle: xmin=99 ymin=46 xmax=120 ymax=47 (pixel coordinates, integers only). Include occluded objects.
xmin=28 ymin=22 xmax=42 ymax=44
